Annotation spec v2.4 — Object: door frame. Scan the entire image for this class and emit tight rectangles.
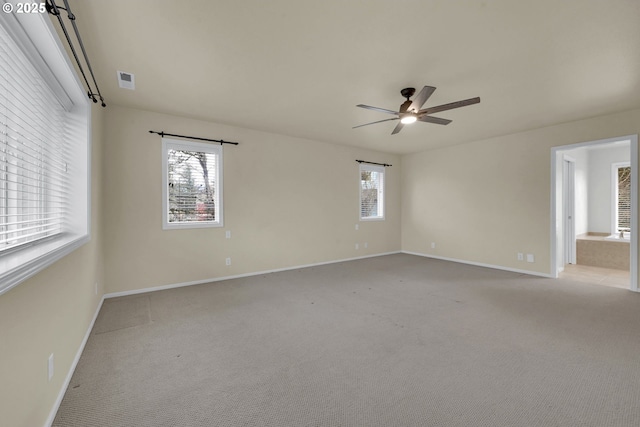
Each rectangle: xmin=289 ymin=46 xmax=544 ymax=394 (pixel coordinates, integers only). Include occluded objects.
xmin=550 ymin=135 xmax=638 ymax=292
xmin=562 ymin=155 xmax=576 ymax=266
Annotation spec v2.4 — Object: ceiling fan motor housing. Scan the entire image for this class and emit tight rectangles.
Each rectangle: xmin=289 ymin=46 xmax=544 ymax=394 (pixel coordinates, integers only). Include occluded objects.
xmin=400 ymin=88 xmax=416 ymax=113
xmin=399 ymin=100 xmax=413 ymax=114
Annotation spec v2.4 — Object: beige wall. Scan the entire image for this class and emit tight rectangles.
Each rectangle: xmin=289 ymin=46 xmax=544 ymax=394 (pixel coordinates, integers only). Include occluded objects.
xmin=103 ymin=106 xmax=401 ymax=295
xmin=0 ymin=105 xmax=105 ymax=427
xmin=401 ymin=107 xmax=640 ymax=277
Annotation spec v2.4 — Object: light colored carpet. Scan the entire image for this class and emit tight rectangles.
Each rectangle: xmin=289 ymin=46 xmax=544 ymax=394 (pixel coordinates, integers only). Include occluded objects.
xmin=53 ymin=254 xmax=640 ymax=426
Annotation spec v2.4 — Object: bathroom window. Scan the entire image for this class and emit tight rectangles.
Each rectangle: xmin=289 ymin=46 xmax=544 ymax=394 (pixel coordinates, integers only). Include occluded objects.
xmin=613 ymin=163 xmax=631 ymax=233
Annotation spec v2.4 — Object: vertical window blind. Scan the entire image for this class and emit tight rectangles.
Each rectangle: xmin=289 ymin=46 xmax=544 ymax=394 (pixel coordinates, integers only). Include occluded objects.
xmin=0 ymin=23 xmax=69 ymax=252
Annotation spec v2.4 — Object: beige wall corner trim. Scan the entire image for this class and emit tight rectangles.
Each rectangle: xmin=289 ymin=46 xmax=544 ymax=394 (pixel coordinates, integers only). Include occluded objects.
xmin=402 ymin=251 xmax=554 ymax=279
xmin=44 ymin=296 xmax=105 ymax=427
xmin=104 ymin=252 xmax=401 ymax=299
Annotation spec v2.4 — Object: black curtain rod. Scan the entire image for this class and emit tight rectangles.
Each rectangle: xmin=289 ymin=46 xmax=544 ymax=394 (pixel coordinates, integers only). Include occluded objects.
xmin=62 ymin=0 xmax=104 ymax=106
xmin=149 ymin=130 xmax=239 ymax=146
xmin=356 ymin=160 xmax=392 ymax=167
xmin=46 ymin=0 xmax=106 ymax=107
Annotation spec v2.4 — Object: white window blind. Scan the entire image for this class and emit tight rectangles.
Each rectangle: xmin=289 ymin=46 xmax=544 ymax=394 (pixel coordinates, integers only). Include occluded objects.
xmin=0 ymin=22 xmax=70 ymax=252
xmin=360 ymin=164 xmax=385 ymax=220
xmin=0 ymin=10 xmax=89 ymax=296
xmin=617 ymin=165 xmax=631 ymax=231
xmin=163 ymin=138 xmax=223 ymax=229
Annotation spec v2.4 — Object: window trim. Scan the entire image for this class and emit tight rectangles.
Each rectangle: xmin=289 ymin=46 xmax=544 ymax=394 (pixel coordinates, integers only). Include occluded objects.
xmin=162 ymin=138 xmax=224 ymax=230
xmin=0 ymin=10 xmax=91 ymax=296
xmin=359 ymin=163 xmax=385 ymax=221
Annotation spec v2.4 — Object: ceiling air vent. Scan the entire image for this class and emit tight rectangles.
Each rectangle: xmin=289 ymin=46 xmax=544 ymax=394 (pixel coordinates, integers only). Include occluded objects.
xmin=117 ymin=70 xmax=135 ymax=90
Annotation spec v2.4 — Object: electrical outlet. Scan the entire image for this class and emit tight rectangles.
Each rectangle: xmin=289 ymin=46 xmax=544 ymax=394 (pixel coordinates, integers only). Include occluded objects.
xmin=527 ymin=254 xmax=535 ymax=263
xmin=225 ymin=257 xmax=231 ymax=266
xmin=48 ymin=353 xmax=54 ymax=381
xmin=355 ymin=243 xmax=359 ymax=250
xmin=431 ymin=242 xmax=436 ymax=249
xmin=517 ymin=253 xmax=524 ymax=261
xmin=364 ymin=242 xmax=368 ymax=248
xmin=355 ymin=224 xmax=359 ymax=231
xmin=225 ymin=230 xmax=231 ymax=239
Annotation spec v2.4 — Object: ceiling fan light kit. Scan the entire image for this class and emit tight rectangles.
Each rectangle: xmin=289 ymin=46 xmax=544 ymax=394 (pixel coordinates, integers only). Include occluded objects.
xmin=400 ymin=114 xmax=417 ymax=124
xmin=354 ymin=86 xmax=480 ymax=135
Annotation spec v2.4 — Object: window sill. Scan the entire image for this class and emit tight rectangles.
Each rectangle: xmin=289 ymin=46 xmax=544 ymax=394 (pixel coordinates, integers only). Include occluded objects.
xmin=163 ymin=221 xmax=223 ymax=230
xmin=360 ymin=217 xmax=385 ymax=222
xmin=0 ymin=233 xmax=90 ymax=296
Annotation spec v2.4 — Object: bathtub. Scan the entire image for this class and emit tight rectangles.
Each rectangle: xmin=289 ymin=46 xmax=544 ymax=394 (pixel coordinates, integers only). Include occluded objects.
xmin=577 ymin=232 xmax=629 ymax=270
xmin=605 ymin=232 xmax=631 ymax=242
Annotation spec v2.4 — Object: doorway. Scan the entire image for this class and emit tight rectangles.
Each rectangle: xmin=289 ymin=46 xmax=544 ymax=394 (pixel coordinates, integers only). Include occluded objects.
xmin=551 ymin=135 xmax=638 ymax=292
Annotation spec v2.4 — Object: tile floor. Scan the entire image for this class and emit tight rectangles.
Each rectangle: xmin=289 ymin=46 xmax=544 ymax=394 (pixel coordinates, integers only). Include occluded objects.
xmin=560 ymin=264 xmax=630 ymax=289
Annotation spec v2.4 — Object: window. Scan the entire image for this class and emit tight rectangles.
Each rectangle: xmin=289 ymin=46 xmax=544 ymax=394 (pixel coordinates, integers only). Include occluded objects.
xmin=359 ymin=164 xmax=384 ymax=220
xmin=613 ymin=162 xmax=631 ymax=234
xmin=0 ymin=12 xmax=90 ymax=295
xmin=162 ymin=138 xmax=223 ymax=229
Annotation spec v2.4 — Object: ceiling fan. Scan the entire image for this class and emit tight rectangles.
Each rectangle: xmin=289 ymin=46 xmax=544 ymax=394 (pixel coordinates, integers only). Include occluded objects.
xmin=354 ymin=86 xmax=480 ymax=135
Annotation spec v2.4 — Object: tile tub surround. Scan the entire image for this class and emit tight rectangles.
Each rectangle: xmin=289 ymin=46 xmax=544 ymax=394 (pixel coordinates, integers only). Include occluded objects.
xmin=576 ymin=233 xmax=630 ymax=271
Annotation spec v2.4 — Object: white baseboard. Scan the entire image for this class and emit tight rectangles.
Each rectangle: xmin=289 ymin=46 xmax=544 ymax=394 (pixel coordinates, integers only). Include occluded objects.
xmin=402 ymin=250 xmax=554 ymax=278
xmin=104 ymin=251 xmax=402 ymax=299
xmin=44 ymin=295 xmax=105 ymax=427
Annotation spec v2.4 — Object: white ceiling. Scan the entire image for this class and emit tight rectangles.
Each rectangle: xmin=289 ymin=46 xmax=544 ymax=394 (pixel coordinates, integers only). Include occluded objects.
xmin=65 ymin=0 xmax=640 ymax=154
